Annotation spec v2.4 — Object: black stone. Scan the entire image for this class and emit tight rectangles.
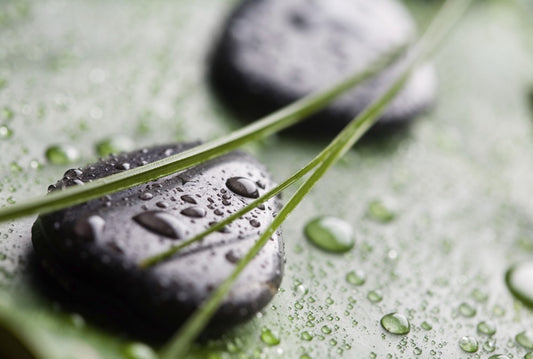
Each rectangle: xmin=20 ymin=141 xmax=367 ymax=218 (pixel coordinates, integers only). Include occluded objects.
xmin=209 ymin=0 xmax=436 ymax=134
xmin=32 ymin=143 xmax=284 ymax=332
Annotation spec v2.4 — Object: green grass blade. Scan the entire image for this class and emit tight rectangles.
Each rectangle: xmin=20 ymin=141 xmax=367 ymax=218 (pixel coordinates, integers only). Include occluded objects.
xmin=159 ymin=1 xmax=473 ymax=357
xmin=0 ymin=46 xmax=405 ymax=224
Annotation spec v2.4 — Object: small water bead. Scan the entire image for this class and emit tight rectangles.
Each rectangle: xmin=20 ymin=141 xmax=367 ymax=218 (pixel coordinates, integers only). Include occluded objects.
xmin=133 ymin=211 xmax=186 ymax=239
xmin=180 ymin=195 xmax=197 ymax=204
xmin=321 ymin=325 xmax=332 ymax=334
xmin=304 ymin=216 xmax=354 ymax=253
xmin=380 ymin=313 xmax=410 ymax=335
xmin=413 ymin=347 xmax=422 ymax=355
xmin=458 ymin=336 xmax=479 ymax=353
xmin=180 ymin=206 xmax=207 ymax=218
xmin=63 ymin=168 xmax=83 ymax=179
xmin=0 ymin=125 xmax=13 ymax=139
xmin=139 ymin=192 xmax=153 ymax=201
xmin=10 ymin=162 xmax=22 ymax=173
xmin=116 ymin=162 xmax=131 ymax=171
xmin=45 ymin=144 xmax=80 ymax=165
xmin=260 ymin=328 xmax=280 ymax=346
xmin=488 ymin=355 xmax=510 ymax=359
xmin=73 ymin=215 xmax=105 ymax=241
xmin=477 ymin=321 xmax=496 ymax=336
xmin=301 ymin=331 xmax=313 ymax=341
xmin=95 ymin=135 xmax=134 ymax=157
xmin=250 ymin=219 xmax=261 ymax=228
xmin=123 ymin=342 xmax=157 ymax=359
xmin=506 ymin=261 xmax=533 ymax=307
xmin=516 ymin=331 xmax=533 ymax=350
xmin=458 ymin=302 xmax=476 ymax=317
xmin=226 ymin=177 xmax=259 ymax=198
xmin=483 ymin=339 xmax=496 ymax=353
xmin=367 ymin=290 xmax=383 ymax=303
xmin=345 ymin=269 xmax=366 ymax=286
xmin=421 ymin=321 xmax=432 ymax=331
xmin=366 ymin=200 xmax=395 ymax=223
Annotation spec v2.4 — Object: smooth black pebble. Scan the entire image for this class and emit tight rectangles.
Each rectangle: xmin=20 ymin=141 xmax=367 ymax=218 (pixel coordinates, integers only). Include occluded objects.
xmin=209 ymin=0 xmax=436 ymax=133
xmin=32 ymin=143 xmax=284 ymax=331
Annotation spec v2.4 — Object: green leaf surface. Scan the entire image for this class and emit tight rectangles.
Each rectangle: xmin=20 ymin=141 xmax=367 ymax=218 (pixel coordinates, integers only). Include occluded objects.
xmin=0 ymin=0 xmax=532 ymax=358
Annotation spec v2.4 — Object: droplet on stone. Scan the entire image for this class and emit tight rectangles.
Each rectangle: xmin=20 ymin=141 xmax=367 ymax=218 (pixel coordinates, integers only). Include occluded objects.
xmin=133 ymin=211 xmax=186 ymax=239
xmin=226 ymin=177 xmax=259 ymax=198
xmin=180 ymin=195 xmax=197 ymax=204
xmin=73 ymin=215 xmax=105 ymax=241
xmin=180 ymin=206 xmax=207 ymax=218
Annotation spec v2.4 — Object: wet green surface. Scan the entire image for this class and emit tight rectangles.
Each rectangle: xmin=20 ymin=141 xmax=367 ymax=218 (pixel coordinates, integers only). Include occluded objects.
xmin=0 ymin=0 xmax=533 ymax=358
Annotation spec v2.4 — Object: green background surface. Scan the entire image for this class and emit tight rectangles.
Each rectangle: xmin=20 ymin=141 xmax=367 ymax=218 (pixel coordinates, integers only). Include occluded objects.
xmin=0 ymin=0 xmax=532 ymax=358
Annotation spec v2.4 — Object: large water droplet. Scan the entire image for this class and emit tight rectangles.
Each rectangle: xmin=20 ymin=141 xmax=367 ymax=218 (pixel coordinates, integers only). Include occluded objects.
xmin=304 ymin=216 xmax=354 ymax=253
xmin=180 ymin=206 xmax=207 ymax=218
xmin=260 ymin=327 xmax=280 ymax=346
xmin=458 ymin=336 xmax=478 ymax=353
xmin=506 ymin=261 xmax=533 ymax=308
xmin=516 ymin=331 xmax=533 ymax=350
xmin=45 ymin=144 xmax=80 ymax=165
xmin=96 ymin=135 xmax=134 ymax=157
xmin=380 ymin=313 xmax=410 ymax=335
xmin=226 ymin=177 xmax=259 ymax=198
xmin=73 ymin=215 xmax=105 ymax=241
xmin=133 ymin=211 xmax=186 ymax=239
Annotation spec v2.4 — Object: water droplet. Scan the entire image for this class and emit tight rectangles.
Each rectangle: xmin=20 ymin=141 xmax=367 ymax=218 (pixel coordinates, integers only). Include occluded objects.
xmin=488 ymin=355 xmax=510 ymax=359
xmin=116 ymin=162 xmax=131 ymax=171
xmin=458 ymin=336 xmax=478 ymax=353
xmin=304 ymin=216 xmax=354 ymax=253
xmin=250 ymin=219 xmax=261 ymax=228
xmin=345 ymin=269 xmax=366 ymax=286
xmin=321 ymin=325 xmax=332 ymax=334
xmin=180 ymin=206 xmax=207 ymax=218
xmin=10 ymin=162 xmax=22 ymax=173
xmin=226 ymin=177 xmax=259 ymax=198
xmin=123 ymin=342 xmax=157 ymax=359
xmin=96 ymin=135 xmax=134 ymax=157
xmin=421 ymin=321 xmax=432 ymax=331
xmin=0 ymin=125 xmax=13 ymax=139
xmin=506 ymin=261 xmax=533 ymax=308
xmin=225 ymin=250 xmax=240 ymax=264
xmin=458 ymin=302 xmax=476 ymax=317
xmin=133 ymin=211 xmax=186 ymax=239
xmin=63 ymin=168 xmax=83 ymax=179
xmin=139 ymin=192 xmax=153 ymax=201
xmin=73 ymin=215 xmax=105 ymax=241
xmin=180 ymin=195 xmax=197 ymax=204
xmin=260 ymin=327 xmax=280 ymax=346
xmin=366 ymin=199 xmax=395 ymax=223
xmin=380 ymin=313 xmax=410 ymax=335
xmin=156 ymin=201 xmax=169 ymax=209
xmin=483 ymin=339 xmax=496 ymax=352
xmin=367 ymin=290 xmax=383 ymax=303
xmin=301 ymin=331 xmax=313 ymax=341
xmin=516 ymin=331 xmax=533 ymax=350
xmin=477 ymin=321 xmax=496 ymax=336
xmin=45 ymin=144 xmax=80 ymax=165
xmin=413 ymin=347 xmax=422 ymax=355
xmin=1 ymin=106 xmax=14 ymax=121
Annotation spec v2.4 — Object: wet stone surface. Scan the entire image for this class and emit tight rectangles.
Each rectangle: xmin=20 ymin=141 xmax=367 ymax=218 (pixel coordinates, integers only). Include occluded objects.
xmin=31 ymin=143 xmax=284 ymax=332
xmin=209 ymin=0 xmax=436 ymax=133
